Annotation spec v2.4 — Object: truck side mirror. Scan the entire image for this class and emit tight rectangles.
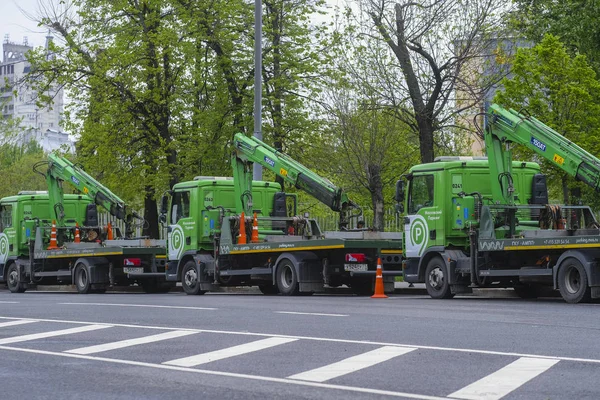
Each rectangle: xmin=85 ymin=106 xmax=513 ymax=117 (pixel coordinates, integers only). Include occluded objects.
xmin=160 ymin=195 xmax=169 ymax=215
xmin=394 ymin=179 xmax=405 ymax=202
xmin=395 ymin=203 xmax=404 ymax=214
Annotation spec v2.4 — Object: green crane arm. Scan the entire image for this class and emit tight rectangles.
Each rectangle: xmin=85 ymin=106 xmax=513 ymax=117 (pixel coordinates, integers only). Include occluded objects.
xmin=486 ymin=103 xmax=600 ymax=205
xmin=37 ymin=153 xmax=140 ymax=237
xmin=232 ymin=133 xmax=360 ymax=229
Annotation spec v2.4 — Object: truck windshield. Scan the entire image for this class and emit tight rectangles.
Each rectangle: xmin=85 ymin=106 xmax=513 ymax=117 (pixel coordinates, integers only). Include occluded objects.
xmin=408 ymin=175 xmax=434 ymax=214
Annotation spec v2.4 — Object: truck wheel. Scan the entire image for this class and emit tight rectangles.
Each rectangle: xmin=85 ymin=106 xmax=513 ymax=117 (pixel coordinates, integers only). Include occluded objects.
xmin=74 ymin=263 xmax=92 ymax=294
xmin=558 ymin=258 xmax=591 ymax=304
xmin=258 ymin=284 xmax=279 ymax=295
xmin=276 ymin=259 xmax=299 ymax=296
xmin=181 ymin=261 xmax=206 ymax=295
xmin=425 ymin=257 xmax=454 ymax=299
xmin=6 ymin=264 xmax=26 ymax=293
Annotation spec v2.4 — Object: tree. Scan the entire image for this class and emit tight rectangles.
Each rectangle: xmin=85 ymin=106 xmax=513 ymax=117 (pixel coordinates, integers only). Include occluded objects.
xmin=342 ymin=0 xmax=506 ymax=163
xmin=0 ymin=141 xmax=46 ymax=199
xmin=510 ymin=0 xmax=600 ymax=73
xmin=494 ymin=35 xmax=600 ymax=204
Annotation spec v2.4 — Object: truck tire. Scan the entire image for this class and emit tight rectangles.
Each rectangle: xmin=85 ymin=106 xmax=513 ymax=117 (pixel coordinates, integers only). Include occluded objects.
xmin=276 ymin=259 xmax=299 ymax=296
xmin=181 ymin=261 xmax=206 ymax=295
xmin=74 ymin=263 xmax=92 ymax=294
xmin=425 ymin=256 xmax=454 ymax=299
xmin=558 ymin=258 xmax=591 ymax=304
xmin=6 ymin=264 xmax=26 ymax=293
xmin=258 ymin=283 xmax=279 ymax=295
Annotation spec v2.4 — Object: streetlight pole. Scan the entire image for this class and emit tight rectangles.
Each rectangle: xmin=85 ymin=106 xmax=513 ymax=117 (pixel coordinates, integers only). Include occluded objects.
xmin=253 ymin=0 xmax=263 ymax=181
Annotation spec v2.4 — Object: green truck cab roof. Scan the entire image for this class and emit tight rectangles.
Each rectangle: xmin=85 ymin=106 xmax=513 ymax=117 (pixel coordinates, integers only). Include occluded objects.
xmin=173 ymin=177 xmax=282 ymax=191
xmin=409 ymin=158 xmax=540 ymax=174
xmin=1 ymin=192 xmax=91 ymax=203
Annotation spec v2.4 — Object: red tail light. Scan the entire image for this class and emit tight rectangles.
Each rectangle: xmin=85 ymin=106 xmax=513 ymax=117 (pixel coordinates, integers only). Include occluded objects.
xmin=345 ymin=253 xmax=366 ymax=262
xmin=123 ymin=258 xmax=142 ymax=266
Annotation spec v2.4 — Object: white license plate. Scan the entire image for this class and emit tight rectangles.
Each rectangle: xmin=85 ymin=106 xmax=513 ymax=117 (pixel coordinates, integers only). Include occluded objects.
xmin=344 ymin=263 xmax=368 ymax=272
xmin=123 ymin=267 xmax=144 ymax=274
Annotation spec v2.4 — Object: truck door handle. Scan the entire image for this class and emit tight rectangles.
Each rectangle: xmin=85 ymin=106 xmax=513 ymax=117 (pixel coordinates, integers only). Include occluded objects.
xmin=429 ymin=230 xmax=436 ymax=240
xmin=186 ymin=237 xmax=191 ymax=245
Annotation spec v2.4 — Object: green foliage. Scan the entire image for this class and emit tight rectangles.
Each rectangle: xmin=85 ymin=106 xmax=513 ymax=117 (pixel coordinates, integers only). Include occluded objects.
xmin=495 ymin=35 xmax=600 ymax=205
xmin=26 ymin=0 xmax=333 ymax=237
xmin=510 ymin=0 xmax=600 ymax=72
xmin=0 ymin=141 xmax=46 ymax=199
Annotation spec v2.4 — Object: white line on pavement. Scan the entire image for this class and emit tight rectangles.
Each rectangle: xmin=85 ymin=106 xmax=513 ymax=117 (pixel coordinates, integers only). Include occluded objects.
xmin=65 ymin=330 xmax=198 ymax=355
xmin=0 ymin=324 xmax=111 ymax=345
xmin=163 ymin=337 xmax=298 ymax=367
xmin=0 ymin=316 xmax=599 ymax=365
xmin=288 ymin=346 xmax=416 ymax=382
xmin=448 ymin=357 xmax=560 ymax=400
xmin=59 ymin=302 xmax=217 ymax=311
xmin=0 ymin=319 xmax=36 ymax=328
xmin=0 ymin=345 xmax=448 ymax=400
xmin=0 ymin=301 xmax=20 ymax=304
xmin=275 ymin=311 xmax=348 ymax=317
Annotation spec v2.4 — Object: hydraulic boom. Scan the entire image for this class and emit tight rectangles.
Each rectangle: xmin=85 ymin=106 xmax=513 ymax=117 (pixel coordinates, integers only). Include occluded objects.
xmin=485 ymin=103 xmax=600 ymax=205
xmin=34 ymin=154 xmax=141 ymax=237
xmin=232 ymin=133 xmax=360 ymax=229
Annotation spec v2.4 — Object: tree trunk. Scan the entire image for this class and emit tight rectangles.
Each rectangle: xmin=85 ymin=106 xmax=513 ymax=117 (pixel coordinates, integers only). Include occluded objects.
xmin=143 ymin=188 xmax=159 ymax=239
xmin=368 ymin=163 xmax=385 ymax=231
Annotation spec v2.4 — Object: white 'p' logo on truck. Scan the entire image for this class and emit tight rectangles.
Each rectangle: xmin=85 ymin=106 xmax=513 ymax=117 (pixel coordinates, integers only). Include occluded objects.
xmin=405 ymin=215 xmax=428 ymax=258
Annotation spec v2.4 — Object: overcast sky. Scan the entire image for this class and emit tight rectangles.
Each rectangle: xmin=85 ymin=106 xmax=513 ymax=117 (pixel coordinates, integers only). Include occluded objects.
xmin=0 ymin=0 xmax=46 ymax=50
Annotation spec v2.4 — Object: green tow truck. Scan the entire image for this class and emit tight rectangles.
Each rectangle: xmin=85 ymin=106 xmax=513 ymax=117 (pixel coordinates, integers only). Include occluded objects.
xmin=0 ymin=154 xmax=168 ymax=294
xmin=161 ymin=133 xmax=403 ymax=295
xmin=397 ymin=103 xmax=600 ymax=303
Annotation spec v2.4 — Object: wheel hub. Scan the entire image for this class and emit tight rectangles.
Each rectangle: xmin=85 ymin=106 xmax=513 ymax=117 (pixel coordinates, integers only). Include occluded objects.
xmin=565 ymin=267 xmax=581 ymax=294
xmin=8 ymin=269 xmax=18 ymax=286
xmin=184 ymin=269 xmax=198 ymax=287
xmin=281 ymin=267 xmax=292 ymax=289
xmin=428 ymin=267 xmax=444 ymax=290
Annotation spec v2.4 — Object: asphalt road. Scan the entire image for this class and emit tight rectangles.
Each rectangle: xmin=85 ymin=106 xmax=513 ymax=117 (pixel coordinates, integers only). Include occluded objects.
xmin=1 ymin=289 xmax=599 ymax=400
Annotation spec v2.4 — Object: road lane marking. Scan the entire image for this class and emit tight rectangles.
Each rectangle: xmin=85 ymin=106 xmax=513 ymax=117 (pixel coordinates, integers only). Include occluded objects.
xmin=0 ymin=324 xmax=110 ymax=345
xmin=288 ymin=345 xmax=416 ymax=382
xmin=163 ymin=337 xmax=298 ymax=367
xmin=275 ymin=311 xmax=348 ymax=317
xmin=0 ymin=345 xmax=448 ymax=400
xmin=65 ymin=330 xmax=197 ymax=355
xmin=448 ymin=357 xmax=560 ymax=400
xmin=0 ymin=301 xmax=19 ymax=304
xmin=59 ymin=302 xmax=217 ymax=311
xmin=1 ymin=316 xmax=599 ymax=365
xmin=0 ymin=319 xmax=36 ymax=328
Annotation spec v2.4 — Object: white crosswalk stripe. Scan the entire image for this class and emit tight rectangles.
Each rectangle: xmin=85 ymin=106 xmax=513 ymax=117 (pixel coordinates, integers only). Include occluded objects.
xmin=0 ymin=324 xmax=111 ymax=345
xmin=163 ymin=337 xmax=298 ymax=367
xmin=288 ymin=345 xmax=416 ymax=382
xmin=0 ymin=319 xmax=37 ymax=328
xmin=65 ymin=330 xmax=197 ymax=355
xmin=448 ymin=357 xmax=560 ymax=400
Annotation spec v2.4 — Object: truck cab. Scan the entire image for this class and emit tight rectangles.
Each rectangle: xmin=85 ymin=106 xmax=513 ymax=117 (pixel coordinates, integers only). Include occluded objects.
xmin=0 ymin=192 xmax=94 ymax=282
xmin=399 ymin=157 xmax=541 ymax=283
xmin=164 ymin=177 xmax=291 ymax=281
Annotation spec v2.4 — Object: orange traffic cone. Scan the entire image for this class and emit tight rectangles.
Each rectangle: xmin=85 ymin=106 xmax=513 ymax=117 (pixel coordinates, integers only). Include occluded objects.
xmin=74 ymin=222 xmax=81 ymax=243
xmin=251 ymin=212 xmax=259 ymax=243
xmin=106 ymin=222 xmax=114 ymax=240
xmin=371 ymin=258 xmax=388 ymax=299
xmin=47 ymin=220 xmax=59 ymax=250
xmin=238 ymin=212 xmax=247 ymax=244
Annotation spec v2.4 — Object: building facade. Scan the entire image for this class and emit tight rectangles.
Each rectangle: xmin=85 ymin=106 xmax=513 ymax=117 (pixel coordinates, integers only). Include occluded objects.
xmin=1 ymin=34 xmax=73 ymax=152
